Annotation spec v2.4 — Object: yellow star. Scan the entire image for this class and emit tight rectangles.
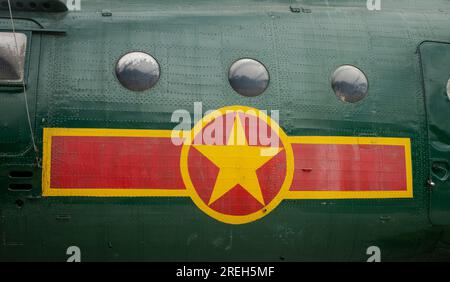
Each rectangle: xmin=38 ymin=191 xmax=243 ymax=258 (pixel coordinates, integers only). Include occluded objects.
xmin=193 ymin=114 xmax=283 ymax=206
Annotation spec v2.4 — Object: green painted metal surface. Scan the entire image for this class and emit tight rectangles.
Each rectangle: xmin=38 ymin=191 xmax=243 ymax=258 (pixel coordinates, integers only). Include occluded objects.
xmin=420 ymin=42 xmax=450 ymax=226
xmin=0 ymin=0 xmax=449 ymax=261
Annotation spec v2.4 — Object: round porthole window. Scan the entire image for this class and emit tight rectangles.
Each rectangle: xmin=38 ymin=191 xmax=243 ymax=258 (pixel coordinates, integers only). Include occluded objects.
xmin=331 ymin=65 xmax=368 ymax=103
xmin=115 ymin=51 xmax=160 ymax=92
xmin=228 ymin=58 xmax=269 ymax=97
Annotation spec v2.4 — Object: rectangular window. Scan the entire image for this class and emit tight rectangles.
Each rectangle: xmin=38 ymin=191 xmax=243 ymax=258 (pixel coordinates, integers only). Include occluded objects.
xmin=0 ymin=32 xmax=27 ymax=84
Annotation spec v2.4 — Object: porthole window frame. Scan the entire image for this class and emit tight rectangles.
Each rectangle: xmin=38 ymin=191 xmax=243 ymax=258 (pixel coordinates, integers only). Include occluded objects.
xmin=228 ymin=57 xmax=270 ymax=97
xmin=0 ymin=30 xmax=31 ymax=88
xmin=114 ymin=50 xmax=161 ymax=92
xmin=330 ymin=64 xmax=369 ymax=103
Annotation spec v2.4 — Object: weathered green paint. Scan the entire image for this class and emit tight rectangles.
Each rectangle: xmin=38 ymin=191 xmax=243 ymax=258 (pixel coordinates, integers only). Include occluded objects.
xmin=0 ymin=0 xmax=449 ymax=261
xmin=420 ymin=42 xmax=450 ymax=226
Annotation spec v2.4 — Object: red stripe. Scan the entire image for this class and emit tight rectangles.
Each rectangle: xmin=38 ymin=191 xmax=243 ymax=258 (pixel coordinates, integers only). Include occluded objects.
xmin=290 ymin=144 xmax=407 ymax=191
xmin=49 ymin=136 xmax=407 ymax=192
xmin=50 ymin=136 xmax=185 ymax=189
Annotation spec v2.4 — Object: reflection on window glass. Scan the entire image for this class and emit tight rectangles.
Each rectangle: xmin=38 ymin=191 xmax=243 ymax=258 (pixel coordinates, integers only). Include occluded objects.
xmin=0 ymin=32 xmax=27 ymax=83
xmin=228 ymin=58 xmax=269 ymax=97
xmin=331 ymin=65 xmax=368 ymax=103
xmin=115 ymin=51 xmax=160 ymax=92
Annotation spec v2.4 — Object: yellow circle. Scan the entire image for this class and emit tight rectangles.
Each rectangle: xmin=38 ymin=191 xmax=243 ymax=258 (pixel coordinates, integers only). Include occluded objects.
xmin=180 ymin=105 xmax=294 ymax=224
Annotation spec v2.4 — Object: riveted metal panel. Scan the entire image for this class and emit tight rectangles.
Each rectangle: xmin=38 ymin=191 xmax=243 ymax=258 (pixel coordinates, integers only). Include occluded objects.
xmin=0 ymin=0 xmax=449 ymax=261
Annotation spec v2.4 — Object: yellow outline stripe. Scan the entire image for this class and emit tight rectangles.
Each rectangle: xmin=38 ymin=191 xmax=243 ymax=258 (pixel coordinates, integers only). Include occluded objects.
xmin=286 ymin=136 xmax=413 ymax=199
xmin=288 ymin=136 xmax=410 ymax=146
xmin=42 ymin=128 xmax=188 ymax=197
xmin=42 ymin=128 xmax=413 ymax=200
xmin=44 ymin=127 xmax=176 ymax=138
xmin=43 ymin=188 xmax=189 ymax=197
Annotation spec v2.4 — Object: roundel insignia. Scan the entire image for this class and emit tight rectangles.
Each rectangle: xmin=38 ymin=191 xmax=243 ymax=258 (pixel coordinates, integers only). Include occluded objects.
xmin=180 ymin=106 xmax=295 ymax=224
xmin=43 ymin=106 xmax=413 ymax=224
